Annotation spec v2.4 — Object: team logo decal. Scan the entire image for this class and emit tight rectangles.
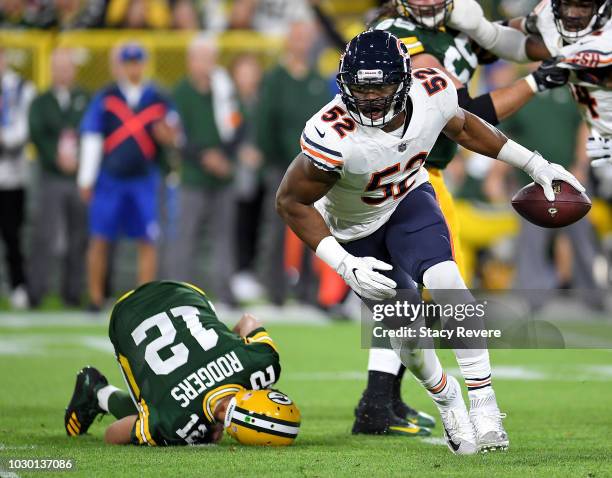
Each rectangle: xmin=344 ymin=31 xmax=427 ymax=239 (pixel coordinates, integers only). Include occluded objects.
xmin=268 ymin=391 xmax=293 ymax=405
xmin=548 ymin=207 xmax=558 ymax=217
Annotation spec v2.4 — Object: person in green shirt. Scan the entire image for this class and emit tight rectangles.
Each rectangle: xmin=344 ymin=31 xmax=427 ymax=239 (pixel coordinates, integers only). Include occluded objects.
xmin=167 ymin=36 xmax=240 ymax=305
xmin=256 ymin=20 xmax=331 ymax=305
xmin=27 ymin=48 xmax=89 ymax=308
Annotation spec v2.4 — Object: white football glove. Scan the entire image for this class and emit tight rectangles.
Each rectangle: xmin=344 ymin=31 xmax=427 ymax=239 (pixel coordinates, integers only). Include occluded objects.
xmin=529 ymin=160 xmax=586 ymax=201
xmin=315 ymin=236 xmax=397 ymax=301
xmin=336 ymin=255 xmax=397 ymax=301
xmin=586 ymin=136 xmax=612 ymax=167
xmin=447 ymin=0 xmax=484 ymax=33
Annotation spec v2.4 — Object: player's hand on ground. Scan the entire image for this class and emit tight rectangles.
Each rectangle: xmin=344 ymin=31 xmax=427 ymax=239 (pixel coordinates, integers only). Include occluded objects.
xmin=587 ymin=136 xmax=612 ymax=167
xmin=336 ymin=255 xmax=397 ymax=300
xmin=529 ymin=57 xmax=570 ymax=91
xmin=530 ymin=161 xmax=585 ymax=201
xmin=447 ymin=0 xmax=484 ymax=32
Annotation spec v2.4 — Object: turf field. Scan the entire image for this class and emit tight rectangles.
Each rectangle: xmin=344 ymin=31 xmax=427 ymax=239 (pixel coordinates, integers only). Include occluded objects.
xmin=1 ymin=311 xmax=611 ymax=478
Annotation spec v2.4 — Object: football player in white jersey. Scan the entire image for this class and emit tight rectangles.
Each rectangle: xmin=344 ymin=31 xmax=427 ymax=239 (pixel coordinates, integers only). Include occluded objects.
xmin=445 ymin=0 xmax=612 ymax=167
xmin=276 ymin=29 xmax=584 ymax=454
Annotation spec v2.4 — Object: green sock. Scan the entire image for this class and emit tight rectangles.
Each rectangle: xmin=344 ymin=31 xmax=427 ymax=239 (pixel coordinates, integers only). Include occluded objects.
xmin=108 ymin=390 xmax=138 ymax=419
xmin=97 ymin=385 xmax=138 ymax=419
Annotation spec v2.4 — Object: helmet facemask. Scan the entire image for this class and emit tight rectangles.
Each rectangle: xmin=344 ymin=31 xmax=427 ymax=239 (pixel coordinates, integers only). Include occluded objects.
xmin=396 ymin=0 xmax=454 ymax=29
xmin=553 ymin=0 xmax=611 ymax=42
xmin=337 ymin=64 xmax=411 ymax=128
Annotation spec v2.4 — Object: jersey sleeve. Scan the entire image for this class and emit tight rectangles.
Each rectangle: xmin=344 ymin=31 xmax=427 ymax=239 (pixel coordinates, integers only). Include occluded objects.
xmin=244 ymin=326 xmax=278 ymax=354
xmin=300 ymin=110 xmax=347 ymax=174
xmin=415 ymin=68 xmax=460 ymax=122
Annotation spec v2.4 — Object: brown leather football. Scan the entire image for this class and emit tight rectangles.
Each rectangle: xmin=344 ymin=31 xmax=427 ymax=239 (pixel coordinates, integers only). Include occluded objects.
xmin=511 ymin=181 xmax=592 ymax=228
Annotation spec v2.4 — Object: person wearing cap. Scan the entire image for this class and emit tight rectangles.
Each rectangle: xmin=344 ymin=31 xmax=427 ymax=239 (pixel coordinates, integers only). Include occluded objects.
xmin=78 ymin=42 xmax=179 ymax=311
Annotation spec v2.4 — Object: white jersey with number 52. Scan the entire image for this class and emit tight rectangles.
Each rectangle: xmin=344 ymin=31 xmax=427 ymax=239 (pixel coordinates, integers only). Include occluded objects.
xmin=532 ymin=0 xmax=612 ymax=137
xmin=300 ymin=68 xmax=458 ymax=242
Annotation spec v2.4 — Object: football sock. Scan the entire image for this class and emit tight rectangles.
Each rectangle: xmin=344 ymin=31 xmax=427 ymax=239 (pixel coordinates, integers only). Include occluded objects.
xmin=401 ymin=348 xmax=449 ymax=399
xmin=367 ymin=347 xmax=403 ymax=375
xmin=455 ymin=350 xmax=492 ymax=400
xmin=364 ymin=370 xmax=396 ymax=401
xmin=392 ymin=365 xmax=407 ymax=403
xmin=97 ymin=385 xmax=137 ymax=419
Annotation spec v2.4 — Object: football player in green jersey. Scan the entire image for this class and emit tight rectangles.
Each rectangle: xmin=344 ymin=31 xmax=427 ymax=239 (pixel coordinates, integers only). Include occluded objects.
xmin=349 ymin=0 xmax=571 ymax=438
xmin=64 ymin=281 xmax=300 ymax=446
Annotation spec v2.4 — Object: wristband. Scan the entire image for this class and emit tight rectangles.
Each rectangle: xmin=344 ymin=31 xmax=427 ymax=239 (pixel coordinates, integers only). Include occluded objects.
xmin=497 ymin=139 xmax=547 ymax=175
xmin=524 ymin=74 xmax=539 ymax=94
xmin=315 ymin=236 xmax=348 ymax=271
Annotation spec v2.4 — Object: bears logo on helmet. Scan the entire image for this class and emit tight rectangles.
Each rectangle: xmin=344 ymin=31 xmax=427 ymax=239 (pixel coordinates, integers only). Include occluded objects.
xmin=224 ymin=389 xmax=300 ymax=446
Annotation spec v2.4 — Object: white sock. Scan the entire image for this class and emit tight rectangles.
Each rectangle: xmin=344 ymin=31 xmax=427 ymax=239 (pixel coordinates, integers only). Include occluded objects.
xmin=455 ymin=350 xmax=492 ymax=400
xmin=97 ymin=385 xmax=120 ymax=412
xmin=367 ymin=348 xmax=402 ymax=375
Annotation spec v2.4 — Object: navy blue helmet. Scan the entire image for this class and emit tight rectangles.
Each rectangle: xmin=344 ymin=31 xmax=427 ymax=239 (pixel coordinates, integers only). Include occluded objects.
xmin=337 ymin=30 xmax=412 ymax=128
xmin=552 ymin=0 xmax=611 ymax=41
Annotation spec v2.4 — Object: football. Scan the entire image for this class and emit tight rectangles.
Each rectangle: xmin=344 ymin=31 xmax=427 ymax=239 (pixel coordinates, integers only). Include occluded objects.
xmin=511 ymin=180 xmax=592 ymax=228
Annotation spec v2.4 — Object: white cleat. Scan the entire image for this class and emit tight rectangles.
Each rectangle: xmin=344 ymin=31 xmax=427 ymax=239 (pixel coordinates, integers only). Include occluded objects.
xmin=433 ymin=375 xmax=478 ymax=455
xmin=469 ymin=389 xmax=509 ymax=453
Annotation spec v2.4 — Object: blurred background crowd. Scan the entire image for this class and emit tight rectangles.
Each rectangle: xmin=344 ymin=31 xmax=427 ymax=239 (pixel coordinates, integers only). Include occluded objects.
xmin=0 ymin=0 xmax=610 ymax=316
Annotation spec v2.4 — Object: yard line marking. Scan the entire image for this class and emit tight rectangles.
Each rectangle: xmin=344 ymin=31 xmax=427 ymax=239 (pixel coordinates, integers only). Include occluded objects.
xmin=80 ymin=336 xmax=114 ymax=353
xmin=421 ymin=437 xmax=447 ymax=447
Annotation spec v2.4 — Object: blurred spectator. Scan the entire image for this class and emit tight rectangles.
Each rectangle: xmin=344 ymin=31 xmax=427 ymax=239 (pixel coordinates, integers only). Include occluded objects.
xmin=230 ymin=0 xmax=313 ymax=35
xmin=168 ymin=35 xmax=240 ymax=305
xmin=46 ymin=0 xmax=107 ymax=29
xmin=256 ymin=20 xmax=330 ymax=305
xmin=486 ymin=63 xmax=604 ymax=308
xmin=27 ymin=48 xmax=89 ymax=308
xmin=106 ymin=0 xmax=171 ymax=29
xmin=78 ymin=42 xmax=179 ymax=310
xmin=0 ymin=48 xmax=36 ymax=309
xmin=171 ymin=0 xmax=201 ymax=29
xmin=0 ymin=0 xmax=37 ymax=28
xmin=230 ymin=53 xmax=266 ymax=301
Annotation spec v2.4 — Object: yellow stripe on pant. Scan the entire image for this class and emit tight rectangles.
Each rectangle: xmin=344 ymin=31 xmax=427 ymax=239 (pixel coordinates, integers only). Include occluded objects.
xmin=427 ymin=167 xmax=467 ymax=282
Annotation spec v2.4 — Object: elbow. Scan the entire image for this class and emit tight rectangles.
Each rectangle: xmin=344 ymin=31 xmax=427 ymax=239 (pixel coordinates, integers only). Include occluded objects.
xmin=275 ymin=188 xmax=290 ymax=220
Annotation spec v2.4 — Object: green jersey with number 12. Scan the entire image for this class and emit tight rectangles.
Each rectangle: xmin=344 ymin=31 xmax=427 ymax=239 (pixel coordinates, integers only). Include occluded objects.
xmin=375 ymin=17 xmax=479 ymax=169
xmin=109 ymin=281 xmax=280 ymax=446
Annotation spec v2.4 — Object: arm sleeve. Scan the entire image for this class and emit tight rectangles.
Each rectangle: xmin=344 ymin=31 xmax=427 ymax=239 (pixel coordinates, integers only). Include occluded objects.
xmin=457 ymin=88 xmax=499 ymax=126
xmin=77 ymin=133 xmax=104 ymax=188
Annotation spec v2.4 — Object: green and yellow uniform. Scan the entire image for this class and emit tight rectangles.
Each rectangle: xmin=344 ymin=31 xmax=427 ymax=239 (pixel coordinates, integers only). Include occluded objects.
xmin=375 ymin=17 xmax=481 ymax=280
xmin=109 ymin=281 xmax=280 ymax=446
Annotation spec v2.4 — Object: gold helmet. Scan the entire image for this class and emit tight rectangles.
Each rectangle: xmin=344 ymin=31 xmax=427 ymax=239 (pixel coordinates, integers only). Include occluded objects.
xmin=224 ymin=389 xmax=300 ymax=446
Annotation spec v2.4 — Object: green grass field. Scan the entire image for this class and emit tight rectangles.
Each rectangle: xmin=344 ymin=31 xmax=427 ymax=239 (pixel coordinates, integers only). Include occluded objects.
xmin=1 ymin=314 xmax=611 ymax=478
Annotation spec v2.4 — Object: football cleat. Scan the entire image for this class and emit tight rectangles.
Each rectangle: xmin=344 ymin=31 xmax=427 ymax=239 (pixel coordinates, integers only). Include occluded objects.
xmin=65 ymin=366 xmax=107 ymax=436
xmin=352 ymin=398 xmax=431 ymax=437
xmin=393 ymin=399 xmax=437 ymax=429
xmin=469 ymin=389 xmax=509 ymax=453
xmin=433 ymin=375 xmax=477 ymax=455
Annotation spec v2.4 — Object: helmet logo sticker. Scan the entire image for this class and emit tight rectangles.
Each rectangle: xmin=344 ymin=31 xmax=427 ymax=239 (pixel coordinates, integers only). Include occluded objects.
xmin=357 ymin=69 xmax=384 ymax=82
xmin=268 ymin=391 xmax=293 ymax=405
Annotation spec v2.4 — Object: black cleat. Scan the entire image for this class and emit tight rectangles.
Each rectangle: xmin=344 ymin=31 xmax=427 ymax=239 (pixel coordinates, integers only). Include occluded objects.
xmin=352 ymin=397 xmax=431 ymax=437
xmin=65 ymin=366 xmax=108 ymax=436
xmin=393 ymin=398 xmax=437 ymax=429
